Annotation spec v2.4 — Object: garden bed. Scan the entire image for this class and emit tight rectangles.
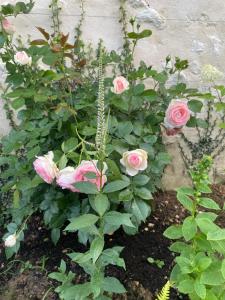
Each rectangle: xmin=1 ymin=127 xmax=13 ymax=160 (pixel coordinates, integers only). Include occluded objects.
xmin=1 ymin=185 xmax=224 ymax=300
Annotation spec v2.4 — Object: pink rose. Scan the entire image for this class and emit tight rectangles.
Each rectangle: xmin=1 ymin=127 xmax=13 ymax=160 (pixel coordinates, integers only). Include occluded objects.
xmin=56 ymin=167 xmax=77 ymax=192
xmin=2 ymin=18 xmax=15 ymax=35
xmin=33 ymin=151 xmax=58 ymax=184
xmin=164 ymin=100 xmax=191 ymax=128
xmin=73 ymin=160 xmax=107 ymax=192
xmin=14 ymin=51 xmax=32 ymax=65
xmin=111 ymin=76 xmax=129 ymax=94
xmin=120 ymin=149 xmax=148 ymax=176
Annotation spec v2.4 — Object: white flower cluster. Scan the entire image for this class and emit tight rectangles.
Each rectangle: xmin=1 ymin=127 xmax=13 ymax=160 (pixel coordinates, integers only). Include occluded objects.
xmin=201 ymin=64 xmax=224 ymax=83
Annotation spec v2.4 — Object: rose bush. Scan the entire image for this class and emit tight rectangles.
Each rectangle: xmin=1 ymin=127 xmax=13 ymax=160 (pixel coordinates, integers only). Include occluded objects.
xmin=0 ymin=1 xmax=209 ymax=298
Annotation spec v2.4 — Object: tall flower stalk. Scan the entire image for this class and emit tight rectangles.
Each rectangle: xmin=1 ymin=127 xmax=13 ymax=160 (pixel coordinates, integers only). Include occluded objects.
xmin=95 ymin=45 xmax=106 ymax=157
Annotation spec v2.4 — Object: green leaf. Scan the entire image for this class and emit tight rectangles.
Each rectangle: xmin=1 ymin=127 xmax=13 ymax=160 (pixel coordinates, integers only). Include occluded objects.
xmin=221 ymin=259 xmax=225 ymax=279
xmin=195 ymin=212 xmax=217 ymax=222
xmin=11 ymin=98 xmax=25 ymax=110
xmin=131 ymin=199 xmax=151 ymax=222
xmin=104 ymin=211 xmax=135 ymax=228
xmin=169 ymin=242 xmax=189 ymax=253
xmin=62 ymin=138 xmax=78 ymax=153
xmin=200 ymin=267 xmax=225 ymax=286
xmin=207 ymin=229 xmax=225 ymax=241
xmin=163 ymin=225 xmax=183 ymax=239
xmin=90 ymin=237 xmax=104 ymax=263
xmin=93 ymin=194 xmax=109 ymax=217
xmin=128 ymin=29 xmax=152 ymax=40
xmin=103 ymin=180 xmax=130 ymax=193
xmin=59 ymin=259 xmax=66 ymax=273
xmin=117 ymin=121 xmax=133 ymax=136
xmin=74 ymin=181 xmax=99 ymax=194
xmin=65 ymin=214 xmax=99 ymax=231
xmin=194 ymin=279 xmax=206 ymax=299
xmin=62 ymin=282 xmax=92 ymax=300
xmin=58 ymin=154 xmax=68 ymax=169
xmin=176 ymin=257 xmax=192 ymax=274
xmin=199 ymin=197 xmax=220 ymax=210
xmin=103 ymin=277 xmax=126 ymax=294
xmin=133 ymin=175 xmax=150 ymax=186
xmin=176 ymin=187 xmax=194 ymax=196
xmin=178 ymin=279 xmax=194 ymax=294
xmin=196 ymin=218 xmax=218 ymax=235
xmin=84 ymin=172 xmax=97 ymax=179
xmin=119 ymin=189 xmax=133 ymax=202
xmin=197 ymin=257 xmax=212 ymax=271
xmin=51 ymin=228 xmax=60 ymax=245
xmin=182 ymin=216 xmax=197 ymax=241
xmin=177 ymin=192 xmax=194 ymax=212
xmin=188 ymin=100 xmax=203 ymax=113
xmin=134 ymin=187 xmax=152 ymax=200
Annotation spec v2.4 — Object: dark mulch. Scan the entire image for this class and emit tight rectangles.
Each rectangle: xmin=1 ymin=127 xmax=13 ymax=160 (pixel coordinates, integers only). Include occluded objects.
xmin=0 ymin=185 xmax=224 ymax=300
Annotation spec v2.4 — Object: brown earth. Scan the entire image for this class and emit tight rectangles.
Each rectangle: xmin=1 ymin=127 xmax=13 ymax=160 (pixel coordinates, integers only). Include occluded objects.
xmin=0 ymin=185 xmax=225 ymax=300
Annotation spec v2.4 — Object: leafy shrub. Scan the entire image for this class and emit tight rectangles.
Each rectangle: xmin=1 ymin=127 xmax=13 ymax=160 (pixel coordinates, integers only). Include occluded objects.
xmin=164 ymin=156 xmax=225 ymax=300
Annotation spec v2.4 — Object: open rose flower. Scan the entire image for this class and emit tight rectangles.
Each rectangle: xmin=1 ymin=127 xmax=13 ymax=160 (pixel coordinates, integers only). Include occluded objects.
xmin=56 ymin=166 xmax=77 ymax=192
xmin=33 ymin=151 xmax=58 ymax=184
xmin=73 ymin=160 xmax=107 ymax=192
xmin=2 ymin=18 xmax=15 ymax=35
xmin=57 ymin=161 xmax=107 ymax=192
xmin=111 ymin=76 xmax=129 ymax=94
xmin=4 ymin=234 xmax=17 ymax=248
xmin=120 ymin=149 xmax=148 ymax=176
xmin=14 ymin=51 xmax=32 ymax=65
xmin=164 ymin=100 xmax=191 ymax=129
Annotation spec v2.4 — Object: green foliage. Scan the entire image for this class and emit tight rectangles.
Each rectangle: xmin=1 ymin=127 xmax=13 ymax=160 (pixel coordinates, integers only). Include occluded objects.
xmin=156 ymin=281 xmax=171 ymax=300
xmin=0 ymin=2 xmax=210 ymax=299
xmin=165 ymin=156 xmax=225 ymax=300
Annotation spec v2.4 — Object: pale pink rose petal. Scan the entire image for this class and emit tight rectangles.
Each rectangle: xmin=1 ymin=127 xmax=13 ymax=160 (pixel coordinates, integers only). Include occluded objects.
xmin=164 ymin=100 xmax=190 ymax=128
xmin=120 ymin=149 xmax=148 ymax=176
xmin=56 ymin=166 xmax=77 ymax=192
xmin=33 ymin=151 xmax=58 ymax=184
xmin=112 ymin=76 xmax=129 ymax=94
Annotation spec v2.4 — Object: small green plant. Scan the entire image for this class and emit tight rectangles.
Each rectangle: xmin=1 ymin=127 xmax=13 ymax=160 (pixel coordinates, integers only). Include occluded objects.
xmin=156 ymin=281 xmax=171 ymax=300
xmin=164 ymin=156 xmax=225 ymax=300
xmin=147 ymin=257 xmax=165 ymax=269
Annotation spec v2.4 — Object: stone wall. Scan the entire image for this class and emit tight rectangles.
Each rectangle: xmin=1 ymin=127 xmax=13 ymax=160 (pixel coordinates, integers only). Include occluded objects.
xmin=1 ymin=0 xmax=225 ymax=189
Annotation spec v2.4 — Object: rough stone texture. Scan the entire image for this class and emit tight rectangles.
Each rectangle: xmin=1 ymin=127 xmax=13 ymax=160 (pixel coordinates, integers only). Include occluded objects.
xmin=1 ymin=0 xmax=225 ymax=189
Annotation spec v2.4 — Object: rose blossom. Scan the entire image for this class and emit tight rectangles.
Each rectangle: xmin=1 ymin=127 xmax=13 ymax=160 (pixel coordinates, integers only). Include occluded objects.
xmin=4 ymin=234 xmax=17 ymax=247
xmin=164 ymin=100 xmax=191 ymax=129
xmin=33 ymin=151 xmax=58 ymax=184
xmin=2 ymin=18 xmax=15 ymax=35
xmin=56 ymin=166 xmax=77 ymax=192
xmin=120 ymin=149 xmax=148 ymax=176
xmin=73 ymin=160 xmax=107 ymax=192
xmin=111 ymin=76 xmax=129 ymax=94
xmin=14 ymin=51 xmax=32 ymax=66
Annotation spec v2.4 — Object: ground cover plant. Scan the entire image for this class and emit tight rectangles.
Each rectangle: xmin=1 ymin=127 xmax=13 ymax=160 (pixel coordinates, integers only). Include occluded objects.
xmin=0 ymin=0 xmax=224 ymax=299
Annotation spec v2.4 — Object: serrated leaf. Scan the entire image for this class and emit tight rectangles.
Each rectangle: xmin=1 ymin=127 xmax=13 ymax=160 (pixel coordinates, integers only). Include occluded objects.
xmin=177 ymin=192 xmax=194 ymax=212
xmin=74 ymin=181 xmax=99 ymax=194
xmin=65 ymin=214 xmax=99 ymax=231
xmin=163 ymin=225 xmax=183 ymax=239
xmin=194 ymin=279 xmax=206 ymax=299
xmin=90 ymin=237 xmax=104 ymax=263
xmin=182 ymin=216 xmax=197 ymax=241
xmin=199 ymin=197 xmax=220 ymax=210
xmin=103 ymin=180 xmax=130 ymax=193
xmin=104 ymin=211 xmax=135 ymax=228
xmin=93 ymin=194 xmax=109 ymax=216
xmin=103 ymin=277 xmax=126 ymax=294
